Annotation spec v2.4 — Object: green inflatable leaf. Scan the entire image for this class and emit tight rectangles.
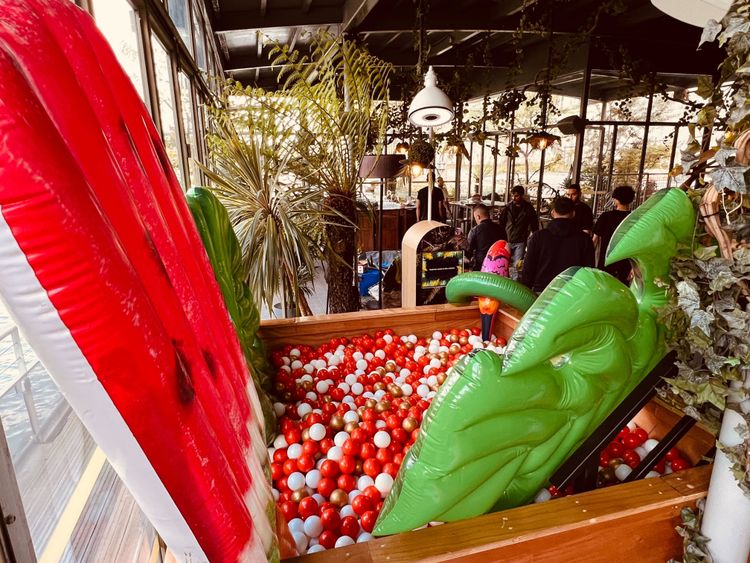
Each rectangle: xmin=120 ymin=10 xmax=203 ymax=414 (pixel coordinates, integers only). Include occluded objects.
xmin=446 ymin=271 xmax=537 ymax=313
xmin=187 ymin=187 xmax=276 ymax=443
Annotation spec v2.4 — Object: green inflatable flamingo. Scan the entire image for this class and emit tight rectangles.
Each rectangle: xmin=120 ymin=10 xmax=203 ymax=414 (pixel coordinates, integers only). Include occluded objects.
xmin=374 ymin=188 xmax=695 ymax=535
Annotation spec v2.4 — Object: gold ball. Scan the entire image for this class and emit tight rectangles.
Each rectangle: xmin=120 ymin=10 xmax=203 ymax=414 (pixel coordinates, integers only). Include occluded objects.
xmin=375 ymin=366 xmax=387 ymax=377
xmin=355 ymin=460 xmax=364 ymax=474
xmin=389 ymin=384 xmax=403 ymax=398
xmin=365 ymin=399 xmax=377 ymax=409
xmin=344 ymin=421 xmax=358 ymax=433
xmin=301 ymin=428 xmax=311 ymax=442
xmin=449 ymin=344 xmax=461 ymax=355
xmin=459 ymin=336 xmax=469 ymax=346
xmin=357 ymin=406 xmax=367 ymax=418
xmin=436 ymin=373 xmax=447 ymax=385
xmin=599 ymin=467 xmax=616 ymax=483
xmin=449 ymin=334 xmax=459 ymax=343
xmin=399 ymin=400 xmax=411 ymax=411
xmin=405 ymin=341 xmax=415 ymax=350
xmin=374 ymin=382 xmax=386 ymax=392
xmin=274 ymin=381 xmax=286 ymax=393
xmin=322 ymin=395 xmax=332 ymax=403
xmin=329 ymin=415 xmax=344 ymax=431
xmin=385 ymin=361 xmax=398 ymax=373
xmin=291 ymin=489 xmax=309 ymax=502
xmin=282 ymin=392 xmax=293 ymax=402
xmin=403 ymin=417 xmax=418 ymax=432
xmin=376 ymin=400 xmax=391 ymax=413
xmin=329 ymin=489 xmax=348 ymax=507
xmin=302 ymin=380 xmax=313 ymax=391
xmin=608 ymin=457 xmax=623 ymax=468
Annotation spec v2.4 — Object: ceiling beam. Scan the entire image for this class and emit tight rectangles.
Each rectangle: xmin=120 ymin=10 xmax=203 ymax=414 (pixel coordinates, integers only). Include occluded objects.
xmin=214 ymin=7 xmax=341 ymax=32
xmin=259 ymin=0 xmax=267 ymax=17
xmin=302 ymin=0 xmax=313 ymax=13
xmin=342 ymin=0 xmax=380 ymax=32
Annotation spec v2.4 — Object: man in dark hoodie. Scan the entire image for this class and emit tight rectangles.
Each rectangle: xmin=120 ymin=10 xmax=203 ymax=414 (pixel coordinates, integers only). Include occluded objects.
xmin=521 ymin=196 xmax=595 ymax=293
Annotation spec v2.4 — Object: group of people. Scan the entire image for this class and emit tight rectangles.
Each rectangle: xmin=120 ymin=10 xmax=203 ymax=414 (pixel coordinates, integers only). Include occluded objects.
xmin=465 ymin=183 xmax=637 ymax=293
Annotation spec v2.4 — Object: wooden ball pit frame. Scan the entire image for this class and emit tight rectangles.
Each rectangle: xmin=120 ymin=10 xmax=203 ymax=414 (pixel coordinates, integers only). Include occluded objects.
xmin=258 ymin=304 xmax=714 ymax=562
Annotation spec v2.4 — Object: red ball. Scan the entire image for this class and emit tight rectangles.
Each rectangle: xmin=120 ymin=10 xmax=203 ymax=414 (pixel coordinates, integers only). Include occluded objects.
xmin=363 ymin=485 xmax=381 ymax=502
xmin=391 ymin=428 xmax=408 ymax=443
xmin=283 ymin=458 xmax=298 ymax=476
xmin=339 ymin=455 xmax=356 ymax=475
xmin=298 ymin=497 xmax=319 ymax=519
xmin=297 ymin=454 xmax=315 ymax=473
xmin=360 ymin=442 xmax=377 ymax=460
xmin=320 ymin=508 xmax=340 ymax=531
xmin=383 ymin=462 xmax=399 ymax=477
xmin=351 ymin=428 xmax=368 ymax=443
xmin=363 ymin=458 xmax=382 ymax=478
xmin=633 ymin=428 xmax=649 ymax=443
xmin=280 ymin=500 xmax=298 ymax=521
xmin=342 ymin=439 xmax=361 ymax=457
xmin=622 ymin=433 xmax=642 ymax=449
xmin=339 ymin=515 xmax=360 ymax=538
xmin=273 ymin=449 xmax=288 ymax=464
xmin=337 ymin=473 xmax=357 ymax=492
xmin=606 ymin=441 xmax=624 ymax=457
xmin=360 ymin=510 xmax=377 ymax=533
xmin=351 ymin=493 xmax=373 ymax=516
xmin=665 ymin=447 xmax=681 ymax=461
xmin=271 ymin=462 xmax=284 ymax=481
xmin=319 ymin=438 xmax=334 ymax=454
xmin=670 ymin=458 xmax=690 ymax=472
xmin=285 ymin=428 xmax=302 ymax=445
xmin=320 ymin=459 xmax=340 ymax=479
xmin=376 ymin=448 xmax=393 ymax=464
xmin=318 ymin=530 xmax=337 ymax=549
xmin=302 ymin=440 xmax=320 ymax=457
xmin=317 ymin=477 xmax=336 ymax=497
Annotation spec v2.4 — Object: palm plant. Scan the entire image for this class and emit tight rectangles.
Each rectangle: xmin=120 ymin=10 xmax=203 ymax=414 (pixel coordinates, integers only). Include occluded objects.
xmin=201 ymin=90 xmax=325 ymax=317
xmin=269 ymin=32 xmax=392 ymax=313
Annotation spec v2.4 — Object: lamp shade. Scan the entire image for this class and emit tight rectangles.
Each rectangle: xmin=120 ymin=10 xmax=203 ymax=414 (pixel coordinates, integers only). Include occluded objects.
xmin=408 ymin=66 xmax=454 ymax=128
xmin=651 ymin=0 xmax=729 ymax=27
xmin=359 ymin=154 xmax=405 ymax=179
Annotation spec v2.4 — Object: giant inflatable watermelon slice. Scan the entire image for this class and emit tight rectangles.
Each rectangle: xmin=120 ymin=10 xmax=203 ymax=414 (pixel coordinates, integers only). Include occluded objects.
xmin=0 ymin=1 xmax=276 ymax=561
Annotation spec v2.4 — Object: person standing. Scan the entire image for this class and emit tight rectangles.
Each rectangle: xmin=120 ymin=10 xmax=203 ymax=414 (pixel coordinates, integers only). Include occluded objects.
xmin=498 ymin=185 xmax=539 ymax=280
xmin=566 ymin=183 xmax=594 ymax=234
xmin=415 ymin=182 xmax=447 ymax=222
xmin=521 ymin=197 xmax=595 ymax=293
xmin=593 ymin=185 xmax=635 ymax=285
xmin=467 ymin=204 xmax=506 ymax=271
xmin=436 ymin=176 xmax=452 ymax=221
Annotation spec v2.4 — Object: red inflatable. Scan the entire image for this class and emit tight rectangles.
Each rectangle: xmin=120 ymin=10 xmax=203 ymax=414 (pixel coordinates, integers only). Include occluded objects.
xmin=0 ymin=2 xmax=274 ymax=561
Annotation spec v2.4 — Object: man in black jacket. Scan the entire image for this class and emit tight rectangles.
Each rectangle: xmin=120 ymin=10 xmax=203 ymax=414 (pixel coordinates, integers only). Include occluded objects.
xmin=467 ymin=204 xmax=506 ymax=271
xmin=521 ymin=197 xmax=595 ymax=293
xmin=566 ymin=183 xmax=594 ymax=234
xmin=498 ymin=185 xmax=538 ymax=280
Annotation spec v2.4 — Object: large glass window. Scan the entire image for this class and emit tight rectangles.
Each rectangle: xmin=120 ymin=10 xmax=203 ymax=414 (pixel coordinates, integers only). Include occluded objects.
xmin=151 ymin=34 xmax=184 ymax=185
xmin=192 ymin=5 xmax=207 ymax=72
xmin=179 ymin=72 xmax=199 ymax=188
xmin=91 ymin=0 xmax=148 ymax=102
xmin=168 ymin=0 xmax=192 ymax=54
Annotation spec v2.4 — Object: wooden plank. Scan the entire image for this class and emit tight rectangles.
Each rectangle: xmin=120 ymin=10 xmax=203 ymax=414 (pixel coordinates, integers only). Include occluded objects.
xmin=0 ymin=418 xmax=35 ymax=562
xmin=259 ymin=303 xmax=522 ymax=349
xmin=291 ymin=465 xmax=709 ymax=562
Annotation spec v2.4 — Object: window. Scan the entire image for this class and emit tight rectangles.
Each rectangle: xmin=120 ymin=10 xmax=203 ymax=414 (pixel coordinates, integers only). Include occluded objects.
xmin=91 ymin=0 xmax=148 ymax=102
xmin=168 ymin=0 xmax=192 ymax=54
xmin=192 ymin=5 xmax=207 ymax=72
xmin=179 ymin=72 xmax=200 ymax=188
xmin=151 ymin=34 xmax=184 ymax=186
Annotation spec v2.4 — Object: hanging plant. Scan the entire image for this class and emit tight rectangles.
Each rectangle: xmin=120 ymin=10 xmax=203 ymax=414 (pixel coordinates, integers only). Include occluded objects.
xmin=408 ymin=138 xmax=435 ymax=167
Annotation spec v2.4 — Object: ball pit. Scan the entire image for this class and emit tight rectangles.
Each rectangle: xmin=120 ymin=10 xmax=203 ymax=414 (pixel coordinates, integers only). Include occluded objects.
xmin=268 ymin=325 xmax=695 ymax=556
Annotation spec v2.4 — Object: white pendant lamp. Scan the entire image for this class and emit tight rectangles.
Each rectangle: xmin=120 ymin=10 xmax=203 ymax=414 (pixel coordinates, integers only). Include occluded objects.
xmin=651 ymin=0 xmax=730 ymax=28
xmin=408 ymin=66 xmax=454 ymax=128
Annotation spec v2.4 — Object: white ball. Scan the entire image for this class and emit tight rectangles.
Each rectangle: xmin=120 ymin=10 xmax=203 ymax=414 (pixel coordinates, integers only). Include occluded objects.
xmin=645 ymin=470 xmax=661 ymax=479
xmin=374 ymin=431 xmax=391 ymax=448
xmin=290 ymin=348 xmax=301 ymax=358
xmin=288 ymin=472 xmax=306 ymax=491
xmin=343 ymin=411 xmax=359 ymax=424
xmin=339 ymin=505 xmax=356 ymax=518
xmin=353 ymin=351 xmax=364 ymax=361
xmin=374 ymin=390 xmax=386 ymax=400
xmin=365 ymin=352 xmax=374 ymax=361
xmin=358 ymin=475 xmax=375 ymax=491
xmin=287 ymin=444 xmax=303 ymax=459
xmin=383 ymin=334 xmax=393 ymax=343
xmin=300 ymin=374 xmax=314 ymax=383
xmin=272 ymin=488 xmax=279 ymax=501
xmin=414 ymin=345 xmax=426 ymax=356
xmin=335 ymin=536 xmax=355 ymax=548
xmin=375 ymin=420 xmax=387 ymax=429
xmin=273 ymin=402 xmax=286 ymax=417
xmin=282 ymin=356 xmax=291 ymax=366
xmin=426 ymin=375 xmax=438 ymax=386
xmin=534 ymin=488 xmax=552 ymax=503
xmin=303 ymin=515 xmax=323 ymax=538
xmin=615 ymin=464 xmax=632 ymax=481
xmin=328 ymin=355 xmax=340 ymax=366
xmin=356 ymin=359 xmax=368 ymax=371
xmin=643 ymin=438 xmax=659 ymax=452
xmin=432 ymin=331 xmax=442 ymax=340
xmin=309 ymin=423 xmax=326 ymax=442
xmin=357 ymin=532 xmax=374 ymax=543
xmin=402 ymin=384 xmax=413 ymax=396
xmin=408 ymin=334 xmax=418 ymax=343
xmin=327 ymin=446 xmax=343 ymax=462
xmin=400 ymin=368 xmax=410 ymax=378
xmin=348 ymin=489 xmax=361 ymax=502
xmin=280 ymin=365 xmax=291 ymax=373
xmin=273 ymin=434 xmax=288 ymax=449
xmin=375 ymin=349 xmax=386 ymax=359
xmin=627 ymin=420 xmax=638 ymax=431
xmin=305 ymin=391 xmax=317 ymax=401
xmin=303 ymin=364 xmax=314 ymax=374
xmin=343 ymin=396 xmax=355 ymax=404
xmin=428 ymin=344 xmax=439 ymax=354
xmin=305 ymin=469 xmax=322 ymax=489
xmin=297 ymin=403 xmax=312 ymax=418
xmin=337 ymin=382 xmax=350 ymax=393
xmin=307 ymin=544 xmax=326 ymax=553
xmin=351 ymin=382 xmax=364 ymax=395
xmin=292 ymin=531 xmax=308 ymax=554
xmin=375 ymin=473 xmax=394 ymax=496
xmin=315 ymin=380 xmax=330 ymax=394
xmin=334 ymin=432 xmax=350 ymax=448
xmin=345 ymin=373 xmax=358 ymax=386
xmin=312 ymin=493 xmax=325 ymax=504
xmin=288 ymin=517 xmax=305 ymax=534
xmin=417 ymin=384 xmax=430 ymax=398
xmin=291 ymin=359 xmax=303 ymax=370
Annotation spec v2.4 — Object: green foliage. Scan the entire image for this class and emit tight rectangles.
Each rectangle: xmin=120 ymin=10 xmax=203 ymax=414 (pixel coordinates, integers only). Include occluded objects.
xmin=668 ymin=500 xmax=713 ymax=563
xmin=407 ymin=138 xmax=435 ymax=167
